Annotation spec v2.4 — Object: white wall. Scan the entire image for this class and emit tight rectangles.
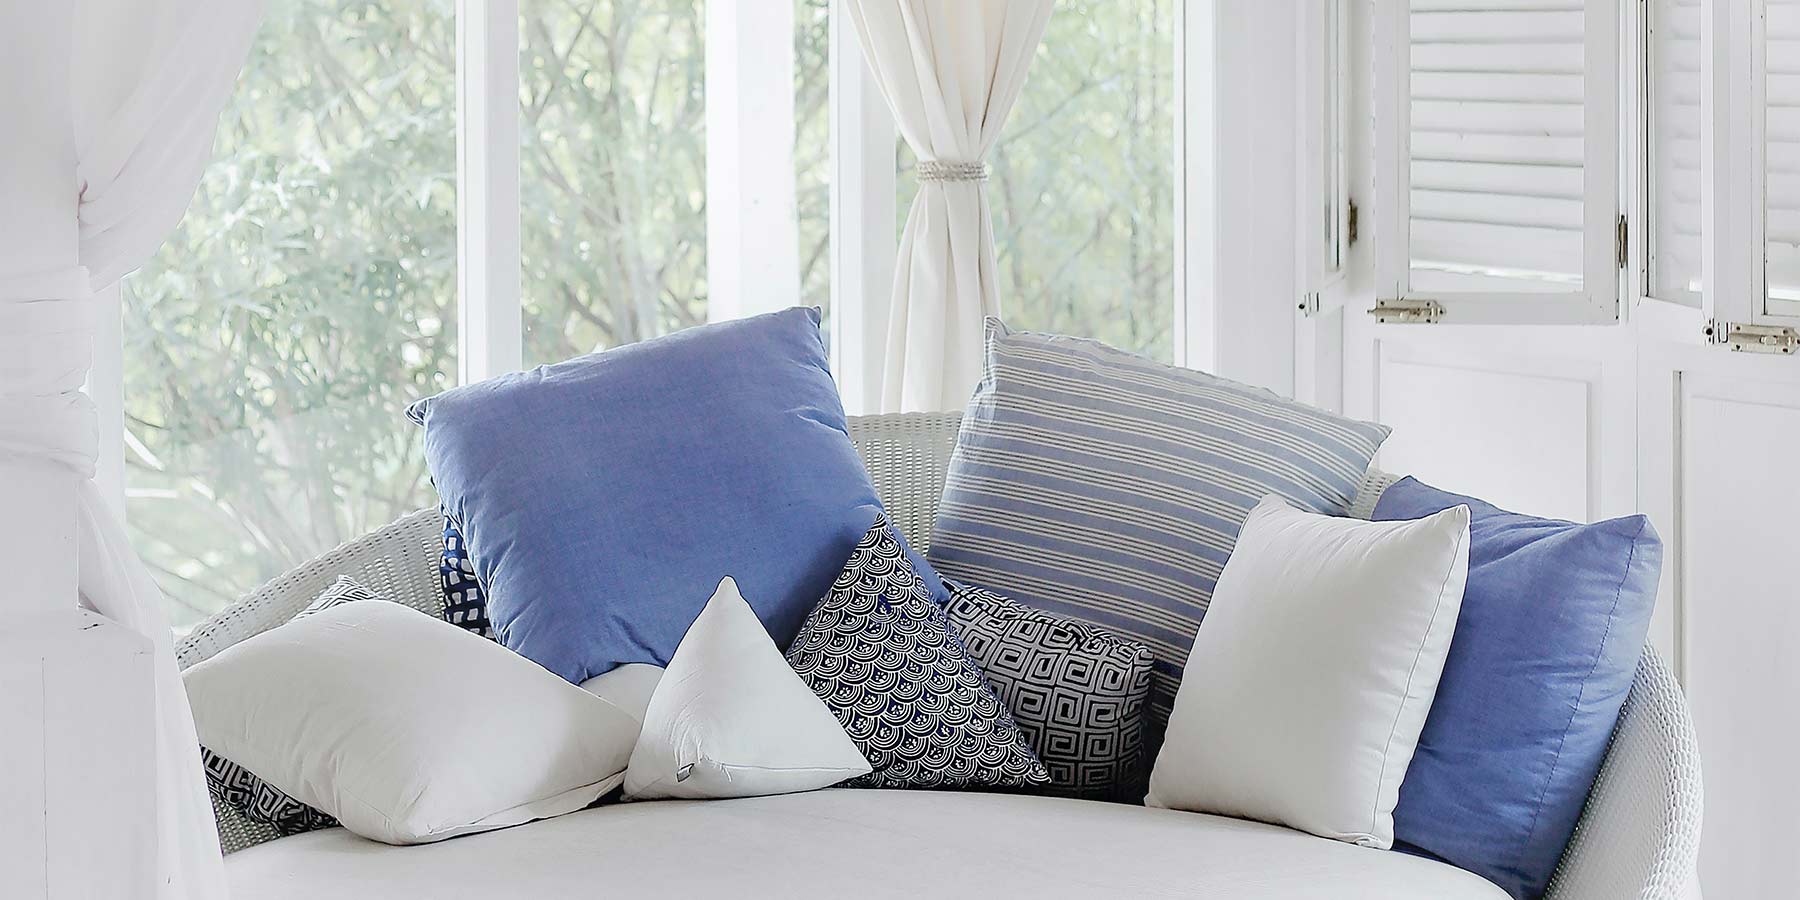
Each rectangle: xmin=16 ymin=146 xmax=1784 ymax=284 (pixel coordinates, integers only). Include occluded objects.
xmin=1325 ymin=3 xmax=1800 ymax=896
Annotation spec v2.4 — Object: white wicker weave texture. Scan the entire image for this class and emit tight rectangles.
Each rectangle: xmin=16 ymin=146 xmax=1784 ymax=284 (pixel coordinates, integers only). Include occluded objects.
xmin=174 ymin=415 xmax=1701 ymax=900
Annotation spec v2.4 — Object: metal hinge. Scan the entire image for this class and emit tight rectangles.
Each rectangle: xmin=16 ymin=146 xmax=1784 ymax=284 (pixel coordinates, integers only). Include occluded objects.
xmin=1368 ymin=298 xmax=1444 ymax=324
xmin=1616 ymin=215 xmax=1628 ymax=269
xmin=1346 ymin=197 xmax=1359 ymax=247
xmin=1298 ymin=292 xmax=1322 ymax=316
xmin=1706 ymin=320 xmax=1799 ymax=355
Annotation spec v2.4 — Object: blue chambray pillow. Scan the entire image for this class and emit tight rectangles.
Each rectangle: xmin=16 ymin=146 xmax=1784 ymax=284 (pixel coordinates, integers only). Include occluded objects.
xmin=928 ymin=321 xmax=1390 ymax=729
xmin=1375 ymin=477 xmax=1660 ymax=899
xmin=406 ymin=308 xmax=946 ymax=686
xmin=785 ymin=514 xmax=1048 ymax=790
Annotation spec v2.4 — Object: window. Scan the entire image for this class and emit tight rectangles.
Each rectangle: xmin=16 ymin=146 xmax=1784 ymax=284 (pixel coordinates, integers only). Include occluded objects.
xmin=895 ymin=3 xmax=1177 ymax=362
xmin=984 ymin=2 xmax=1177 ymax=361
xmin=124 ymin=0 xmax=457 ymax=628
xmin=517 ymin=0 xmax=709 ymax=365
xmin=125 ymin=0 xmax=1184 ymax=626
xmin=1652 ymin=0 xmax=1800 ymax=332
xmin=1374 ymin=0 xmax=1619 ymax=323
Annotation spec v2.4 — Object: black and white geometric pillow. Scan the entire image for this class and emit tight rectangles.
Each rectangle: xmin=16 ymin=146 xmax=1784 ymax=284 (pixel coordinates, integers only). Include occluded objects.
xmin=944 ymin=579 xmax=1155 ymax=802
xmin=201 ymin=748 xmax=338 ymax=837
xmin=440 ymin=515 xmax=495 ymax=639
xmin=784 ymin=514 xmax=1049 ymax=791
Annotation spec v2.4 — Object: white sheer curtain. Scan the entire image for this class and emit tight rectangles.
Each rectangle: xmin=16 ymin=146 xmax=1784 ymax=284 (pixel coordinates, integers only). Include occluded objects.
xmin=844 ymin=0 xmax=1053 ymax=413
xmin=0 ymin=0 xmax=266 ymax=897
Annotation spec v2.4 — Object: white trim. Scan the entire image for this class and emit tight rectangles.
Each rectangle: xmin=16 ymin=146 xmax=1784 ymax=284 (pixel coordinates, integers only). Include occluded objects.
xmin=1174 ymin=0 xmax=1216 ymax=373
xmin=456 ymin=0 xmax=522 ymax=383
xmin=705 ymin=1 xmax=801 ymax=325
xmin=1297 ymin=0 xmax=1350 ymax=319
xmin=1701 ymin=0 xmax=1757 ymax=333
xmin=827 ymin=0 xmax=896 ymax=416
xmin=1372 ymin=0 xmax=1407 ymax=305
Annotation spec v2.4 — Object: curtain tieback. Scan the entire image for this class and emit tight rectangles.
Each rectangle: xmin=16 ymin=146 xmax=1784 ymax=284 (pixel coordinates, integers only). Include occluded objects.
xmin=916 ymin=160 xmax=989 ymax=183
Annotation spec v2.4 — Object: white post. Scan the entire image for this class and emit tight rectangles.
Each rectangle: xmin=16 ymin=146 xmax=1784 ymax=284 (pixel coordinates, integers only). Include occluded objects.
xmin=0 ymin=3 xmax=159 ymax=897
xmin=828 ymin=0 xmax=897 ymax=415
xmin=458 ymin=0 xmax=523 ymax=381
xmin=1174 ymin=0 xmax=1217 ymax=375
xmin=706 ymin=0 xmax=802 ymax=323
xmin=0 ymin=0 xmax=81 ymax=621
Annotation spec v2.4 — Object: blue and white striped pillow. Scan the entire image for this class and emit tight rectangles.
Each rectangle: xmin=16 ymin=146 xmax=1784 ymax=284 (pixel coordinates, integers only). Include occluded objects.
xmin=928 ymin=322 xmax=1390 ymax=728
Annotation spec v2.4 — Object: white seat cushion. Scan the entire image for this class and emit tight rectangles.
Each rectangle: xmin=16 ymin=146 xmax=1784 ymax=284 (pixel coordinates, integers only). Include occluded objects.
xmin=227 ymin=790 xmax=1506 ymax=899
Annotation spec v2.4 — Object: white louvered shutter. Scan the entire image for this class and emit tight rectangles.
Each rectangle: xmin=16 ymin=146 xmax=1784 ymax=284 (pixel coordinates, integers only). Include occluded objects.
xmin=1766 ymin=0 xmax=1800 ymax=309
xmin=1374 ymin=0 xmax=1618 ymax=323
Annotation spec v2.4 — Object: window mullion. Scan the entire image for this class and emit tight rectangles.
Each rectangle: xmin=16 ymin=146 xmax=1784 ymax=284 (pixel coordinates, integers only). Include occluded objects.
xmin=1702 ymin=0 xmax=1758 ymax=329
xmin=457 ymin=0 xmax=522 ymax=383
xmin=828 ymin=0 xmax=896 ymax=415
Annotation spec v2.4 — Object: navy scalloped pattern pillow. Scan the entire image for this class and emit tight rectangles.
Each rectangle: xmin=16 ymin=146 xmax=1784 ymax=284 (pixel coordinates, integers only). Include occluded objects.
xmin=785 ymin=514 xmax=1048 ymax=791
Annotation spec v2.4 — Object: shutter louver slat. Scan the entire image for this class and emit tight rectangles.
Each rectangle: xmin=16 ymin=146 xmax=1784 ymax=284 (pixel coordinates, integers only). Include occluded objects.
xmin=1409 ymin=0 xmax=1586 ymax=293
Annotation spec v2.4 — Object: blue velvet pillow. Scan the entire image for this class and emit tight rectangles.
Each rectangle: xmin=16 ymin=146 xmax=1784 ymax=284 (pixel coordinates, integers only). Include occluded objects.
xmin=1374 ymin=477 xmax=1661 ymax=899
xmin=406 ymin=307 xmax=946 ymax=684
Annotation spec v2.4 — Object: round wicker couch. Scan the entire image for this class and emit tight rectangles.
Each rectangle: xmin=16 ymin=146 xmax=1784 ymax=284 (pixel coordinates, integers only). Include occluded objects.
xmin=176 ymin=413 xmax=1703 ymax=899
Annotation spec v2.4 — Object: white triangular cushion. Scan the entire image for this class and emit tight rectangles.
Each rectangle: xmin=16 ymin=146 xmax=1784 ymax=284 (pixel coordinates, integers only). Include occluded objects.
xmin=623 ymin=577 xmax=870 ymax=800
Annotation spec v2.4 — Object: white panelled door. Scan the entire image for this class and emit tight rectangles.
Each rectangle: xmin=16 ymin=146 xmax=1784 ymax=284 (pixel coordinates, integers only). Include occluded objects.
xmin=1344 ymin=2 xmax=1800 ymax=897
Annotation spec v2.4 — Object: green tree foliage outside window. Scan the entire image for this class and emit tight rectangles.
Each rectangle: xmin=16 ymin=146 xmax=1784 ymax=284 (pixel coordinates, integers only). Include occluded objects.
xmin=125 ymin=0 xmax=1171 ymax=629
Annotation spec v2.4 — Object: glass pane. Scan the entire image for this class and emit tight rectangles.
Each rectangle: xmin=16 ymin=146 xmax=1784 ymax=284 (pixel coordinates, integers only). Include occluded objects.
xmin=519 ymin=0 xmax=708 ymax=366
xmin=897 ymin=4 xmax=1175 ymax=361
xmin=796 ymin=0 xmax=832 ymax=315
xmin=1767 ymin=0 xmax=1800 ymax=307
xmin=1409 ymin=1 xmax=1585 ymax=294
xmin=124 ymin=0 xmax=457 ymax=630
xmin=1651 ymin=0 xmax=1702 ymax=304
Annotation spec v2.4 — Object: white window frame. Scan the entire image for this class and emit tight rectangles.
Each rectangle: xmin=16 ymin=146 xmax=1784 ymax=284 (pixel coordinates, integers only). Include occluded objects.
xmin=828 ymin=0 xmax=897 ymax=416
xmin=1372 ymin=0 xmax=1622 ymax=325
xmin=1297 ymin=0 xmax=1351 ymax=317
xmin=456 ymin=0 xmax=522 ymax=383
xmin=1700 ymin=0 xmax=1800 ymax=332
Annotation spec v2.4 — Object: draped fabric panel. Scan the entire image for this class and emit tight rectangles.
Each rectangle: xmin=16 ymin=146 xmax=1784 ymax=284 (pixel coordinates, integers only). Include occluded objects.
xmin=0 ymin=1 xmax=267 ymax=897
xmin=844 ymin=0 xmax=1052 ymax=413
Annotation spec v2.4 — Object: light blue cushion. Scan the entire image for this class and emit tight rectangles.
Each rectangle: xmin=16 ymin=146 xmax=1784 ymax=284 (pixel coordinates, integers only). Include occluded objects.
xmin=1374 ymin=477 xmax=1660 ymax=899
xmin=407 ymin=307 xmax=945 ymax=685
xmin=928 ymin=322 xmax=1390 ymax=727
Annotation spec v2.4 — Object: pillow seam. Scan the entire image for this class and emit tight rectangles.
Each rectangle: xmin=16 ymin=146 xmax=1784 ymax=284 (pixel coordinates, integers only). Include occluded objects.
xmin=1367 ymin=519 xmax=1468 ymax=843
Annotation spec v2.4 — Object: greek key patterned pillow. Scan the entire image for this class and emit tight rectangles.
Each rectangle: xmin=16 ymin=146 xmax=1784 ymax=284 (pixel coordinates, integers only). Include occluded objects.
xmin=944 ymin=579 xmax=1155 ymax=802
xmin=201 ymin=748 xmax=338 ymax=837
xmin=440 ymin=515 xmax=495 ymax=639
xmin=785 ymin=514 xmax=1048 ymax=790
xmin=294 ymin=575 xmax=380 ymax=620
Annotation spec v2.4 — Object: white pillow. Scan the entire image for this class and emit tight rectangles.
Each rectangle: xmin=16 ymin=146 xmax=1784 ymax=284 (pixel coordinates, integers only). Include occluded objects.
xmin=581 ymin=663 xmax=665 ymax=726
xmin=185 ymin=600 xmax=639 ymax=845
xmin=1146 ymin=494 xmax=1470 ymax=848
xmin=623 ymin=577 xmax=870 ymax=800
